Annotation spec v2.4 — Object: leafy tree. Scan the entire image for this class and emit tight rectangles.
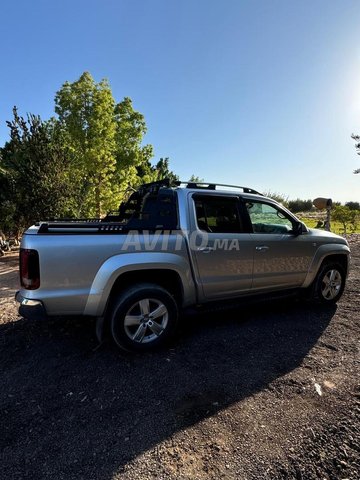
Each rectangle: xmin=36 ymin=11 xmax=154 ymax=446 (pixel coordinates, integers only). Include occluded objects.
xmin=188 ymin=174 xmax=204 ymax=183
xmin=332 ymin=205 xmax=359 ymax=234
xmin=135 ymin=157 xmax=179 ymax=186
xmin=351 ymin=133 xmax=360 ymax=174
xmin=55 ymin=72 xmax=117 ymax=216
xmin=0 ymin=168 xmax=17 ymax=235
xmin=113 ymin=97 xmax=154 ymax=196
xmin=0 ymin=108 xmax=75 ymax=234
xmin=114 ymin=97 xmax=153 ymax=169
xmin=55 ymin=72 xmax=153 ymax=216
xmin=153 ymin=158 xmax=179 ymax=183
xmin=0 ymin=72 xmax=179 ymax=233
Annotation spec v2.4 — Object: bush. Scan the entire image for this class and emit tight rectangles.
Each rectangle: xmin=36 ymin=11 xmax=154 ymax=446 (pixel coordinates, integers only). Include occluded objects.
xmin=345 ymin=201 xmax=360 ymax=211
xmin=288 ymin=199 xmax=313 ymax=213
xmin=262 ymin=191 xmax=289 ymax=207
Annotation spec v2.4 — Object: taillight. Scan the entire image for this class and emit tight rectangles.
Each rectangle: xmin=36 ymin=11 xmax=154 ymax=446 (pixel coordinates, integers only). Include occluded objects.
xmin=20 ymin=249 xmax=40 ymax=290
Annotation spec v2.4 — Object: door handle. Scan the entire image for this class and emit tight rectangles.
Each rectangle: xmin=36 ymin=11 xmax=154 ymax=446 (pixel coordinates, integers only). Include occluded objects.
xmin=255 ymin=245 xmax=269 ymax=252
xmin=198 ymin=246 xmax=215 ymax=253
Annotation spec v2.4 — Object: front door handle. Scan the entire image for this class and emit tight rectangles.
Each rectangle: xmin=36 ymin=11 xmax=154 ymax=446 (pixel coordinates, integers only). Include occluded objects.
xmin=198 ymin=246 xmax=215 ymax=253
xmin=255 ymin=245 xmax=269 ymax=252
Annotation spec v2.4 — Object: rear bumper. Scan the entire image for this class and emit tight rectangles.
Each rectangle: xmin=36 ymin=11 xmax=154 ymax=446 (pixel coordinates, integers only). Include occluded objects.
xmin=15 ymin=291 xmax=48 ymax=321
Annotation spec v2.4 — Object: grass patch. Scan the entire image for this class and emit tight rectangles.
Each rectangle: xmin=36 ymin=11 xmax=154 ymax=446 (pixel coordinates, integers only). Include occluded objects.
xmin=299 ymin=216 xmax=360 ymax=235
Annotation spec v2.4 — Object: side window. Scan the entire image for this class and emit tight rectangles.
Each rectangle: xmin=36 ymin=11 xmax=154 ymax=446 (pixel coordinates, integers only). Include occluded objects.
xmin=245 ymin=201 xmax=294 ymax=234
xmin=194 ymin=196 xmax=243 ymax=233
xmin=126 ymin=192 xmax=178 ymax=229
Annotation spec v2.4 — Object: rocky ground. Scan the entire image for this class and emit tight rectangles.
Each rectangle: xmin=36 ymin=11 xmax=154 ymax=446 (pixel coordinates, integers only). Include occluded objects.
xmin=0 ymin=237 xmax=359 ymax=479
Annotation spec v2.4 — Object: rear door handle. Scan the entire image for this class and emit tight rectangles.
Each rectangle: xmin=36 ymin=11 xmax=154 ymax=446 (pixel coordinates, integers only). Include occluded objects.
xmin=255 ymin=245 xmax=269 ymax=252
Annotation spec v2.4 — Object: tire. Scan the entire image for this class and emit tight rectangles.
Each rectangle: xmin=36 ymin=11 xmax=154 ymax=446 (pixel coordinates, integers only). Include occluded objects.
xmin=110 ymin=283 xmax=178 ymax=352
xmin=312 ymin=262 xmax=346 ymax=304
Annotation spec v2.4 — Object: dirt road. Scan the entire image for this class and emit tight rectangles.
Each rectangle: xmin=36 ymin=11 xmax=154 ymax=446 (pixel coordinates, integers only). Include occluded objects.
xmin=0 ymin=238 xmax=359 ymax=479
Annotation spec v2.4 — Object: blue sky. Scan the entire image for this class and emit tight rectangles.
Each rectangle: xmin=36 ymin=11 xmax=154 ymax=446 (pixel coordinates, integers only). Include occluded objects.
xmin=1 ymin=0 xmax=359 ymax=202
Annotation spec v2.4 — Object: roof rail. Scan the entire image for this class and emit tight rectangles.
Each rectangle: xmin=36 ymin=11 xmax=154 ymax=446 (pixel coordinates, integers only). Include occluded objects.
xmin=126 ymin=179 xmax=262 ymax=196
xmin=174 ymin=181 xmax=263 ymax=196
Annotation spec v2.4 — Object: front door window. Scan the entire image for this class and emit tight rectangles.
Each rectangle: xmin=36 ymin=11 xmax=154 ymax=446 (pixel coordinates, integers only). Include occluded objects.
xmin=245 ymin=201 xmax=294 ymax=234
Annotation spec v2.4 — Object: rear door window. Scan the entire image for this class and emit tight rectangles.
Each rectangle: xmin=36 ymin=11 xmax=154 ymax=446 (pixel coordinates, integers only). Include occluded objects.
xmin=193 ymin=195 xmax=244 ymax=233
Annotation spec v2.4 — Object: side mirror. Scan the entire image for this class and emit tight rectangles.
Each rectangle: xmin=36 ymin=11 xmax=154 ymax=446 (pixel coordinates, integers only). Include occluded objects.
xmin=292 ymin=221 xmax=304 ymax=236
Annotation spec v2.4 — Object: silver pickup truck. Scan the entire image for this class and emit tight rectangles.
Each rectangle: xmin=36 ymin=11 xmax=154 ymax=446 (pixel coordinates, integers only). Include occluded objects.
xmin=16 ymin=180 xmax=350 ymax=352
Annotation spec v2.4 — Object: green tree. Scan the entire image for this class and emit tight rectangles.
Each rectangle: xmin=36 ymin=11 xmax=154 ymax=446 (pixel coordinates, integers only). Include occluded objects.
xmin=351 ymin=133 xmax=360 ymax=174
xmin=152 ymin=158 xmax=179 ymax=183
xmin=55 ymin=72 xmax=118 ymax=216
xmin=0 ymin=166 xmax=17 ymax=234
xmin=332 ymin=205 xmax=358 ymax=234
xmin=0 ymin=108 xmax=75 ymax=234
xmin=113 ymin=97 xmax=154 ymax=195
xmin=134 ymin=157 xmax=180 ymax=191
xmin=55 ymin=72 xmax=153 ymax=217
xmin=188 ymin=174 xmax=204 ymax=183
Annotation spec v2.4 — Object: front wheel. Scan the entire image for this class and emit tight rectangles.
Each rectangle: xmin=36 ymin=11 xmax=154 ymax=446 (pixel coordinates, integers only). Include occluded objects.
xmin=312 ymin=262 xmax=346 ymax=304
xmin=110 ymin=283 xmax=178 ymax=352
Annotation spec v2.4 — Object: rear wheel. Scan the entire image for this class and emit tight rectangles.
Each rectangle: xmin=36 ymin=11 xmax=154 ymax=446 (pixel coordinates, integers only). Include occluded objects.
xmin=312 ymin=262 xmax=345 ymax=304
xmin=110 ymin=283 xmax=178 ymax=352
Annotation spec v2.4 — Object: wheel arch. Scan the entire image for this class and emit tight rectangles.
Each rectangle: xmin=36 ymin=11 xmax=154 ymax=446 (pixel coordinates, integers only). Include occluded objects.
xmin=84 ymin=252 xmax=196 ymax=317
xmin=302 ymin=245 xmax=350 ymax=288
xmin=106 ymin=269 xmax=184 ymax=315
xmin=318 ymin=253 xmax=349 ymax=274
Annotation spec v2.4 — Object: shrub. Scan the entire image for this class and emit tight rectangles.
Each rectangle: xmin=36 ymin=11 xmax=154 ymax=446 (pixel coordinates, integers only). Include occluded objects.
xmin=288 ymin=199 xmax=313 ymax=213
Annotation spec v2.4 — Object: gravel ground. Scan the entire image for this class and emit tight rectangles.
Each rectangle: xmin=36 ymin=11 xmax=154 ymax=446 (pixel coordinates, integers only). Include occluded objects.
xmin=0 ymin=237 xmax=359 ymax=480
